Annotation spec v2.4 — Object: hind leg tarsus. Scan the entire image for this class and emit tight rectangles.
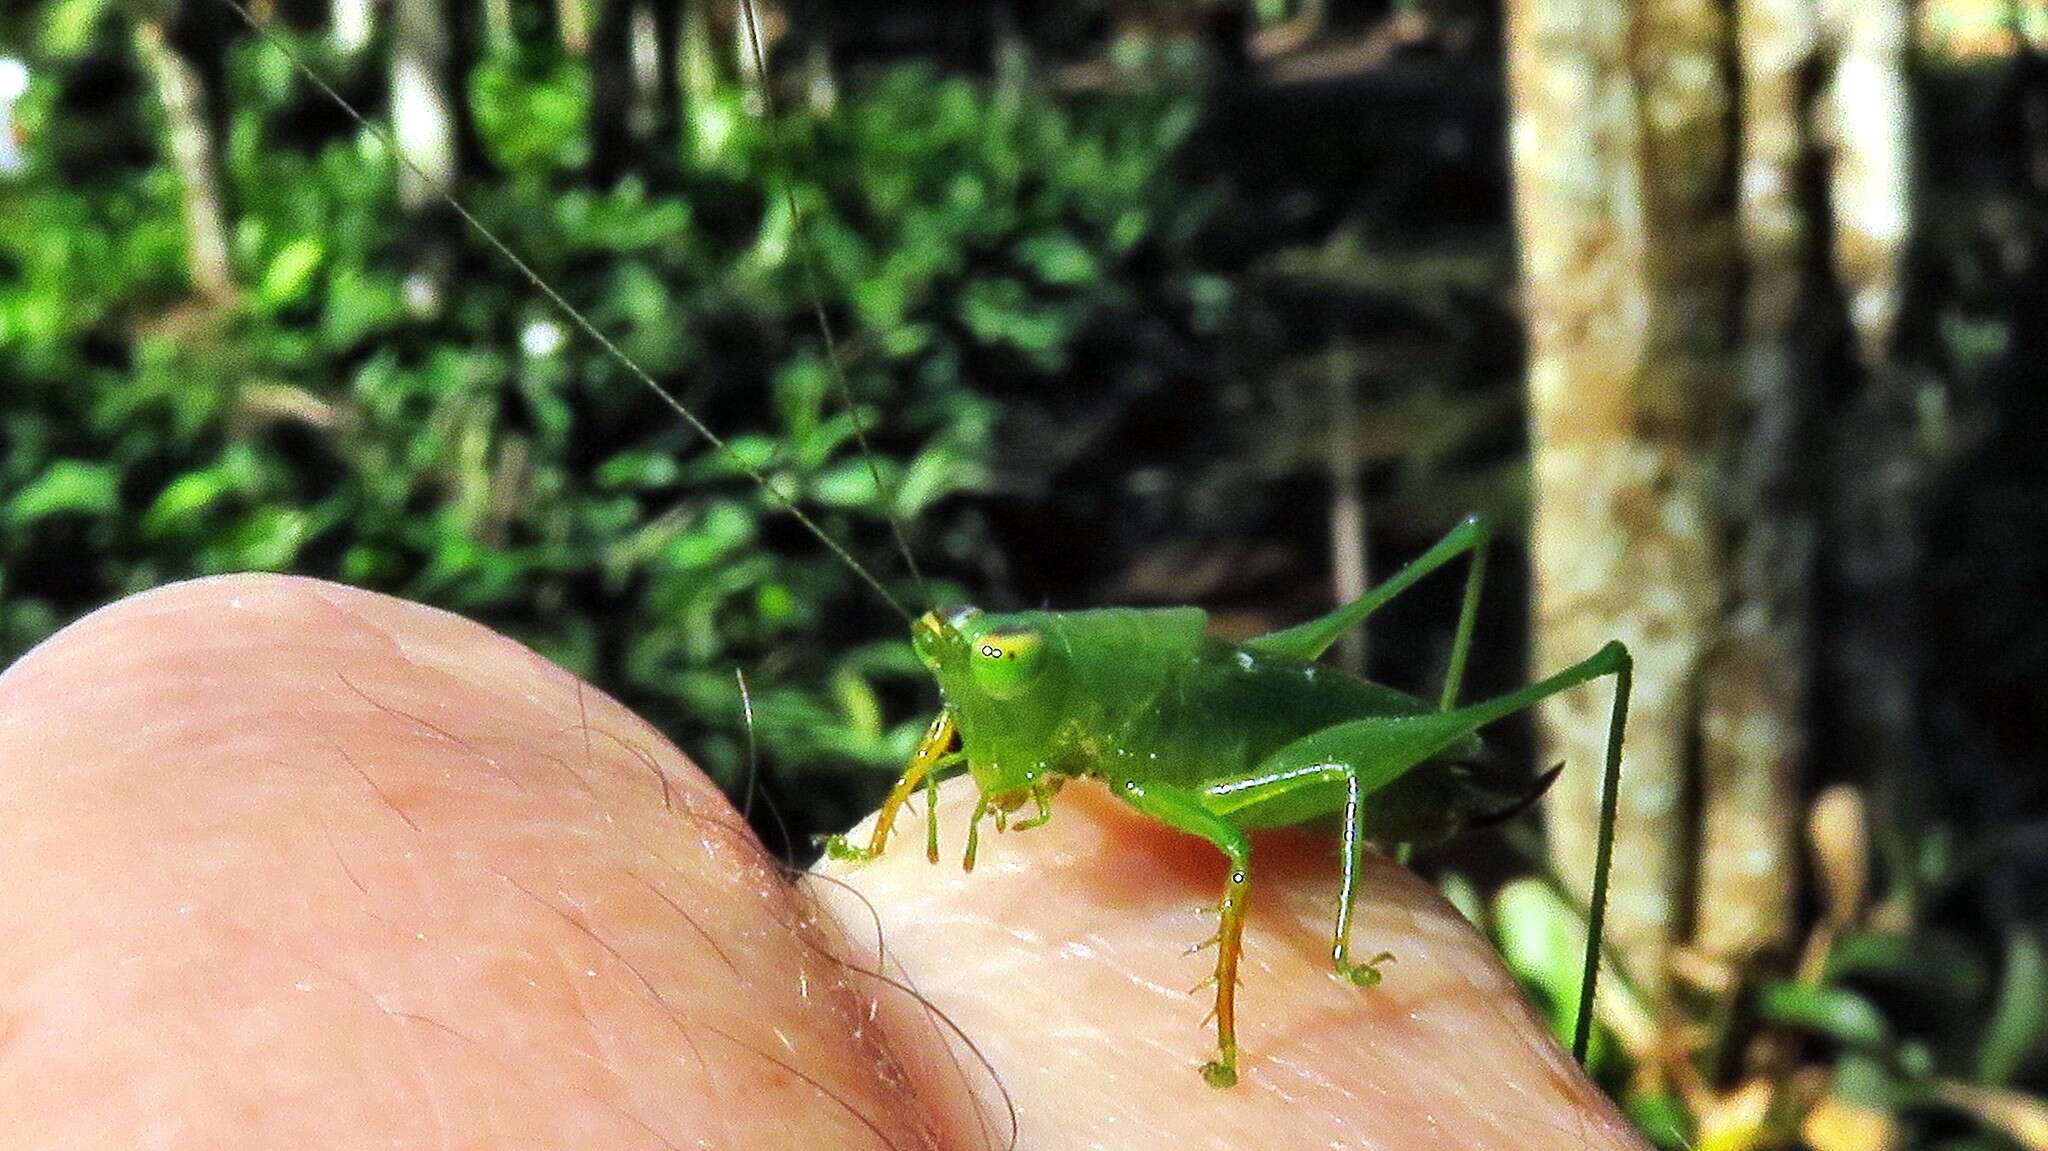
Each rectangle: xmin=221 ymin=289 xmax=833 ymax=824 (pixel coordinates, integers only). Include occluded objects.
xmin=1115 ymin=777 xmax=1252 ymax=1088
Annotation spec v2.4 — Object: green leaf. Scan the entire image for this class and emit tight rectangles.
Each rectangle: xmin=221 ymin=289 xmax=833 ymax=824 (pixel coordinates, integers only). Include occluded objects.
xmin=595 ymin=450 xmax=680 ymax=491
xmin=39 ymin=0 xmax=111 ymax=58
xmin=1825 ymin=928 xmax=1989 ymax=1003
xmin=1622 ymin=1091 xmax=1692 ymax=1150
xmin=1757 ymin=981 xmax=1891 ymax=1049
xmin=7 ymin=460 xmax=118 ymax=523
xmin=831 ymin=669 xmax=884 ymax=742
xmin=1016 ymin=231 xmax=1098 ymax=286
xmin=812 ymin=457 xmax=901 ymax=509
xmin=219 ymin=508 xmax=310 ymax=571
xmin=1492 ymin=878 xmax=1585 ymax=1036
xmin=143 ymin=451 xmax=259 ymax=537
xmin=1979 ymin=932 xmax=2048 ymax=1086
xmin=257 ymin=236 xmax=326 ymax=310
xmin=669 ymin=503 xmax=754 ymax=569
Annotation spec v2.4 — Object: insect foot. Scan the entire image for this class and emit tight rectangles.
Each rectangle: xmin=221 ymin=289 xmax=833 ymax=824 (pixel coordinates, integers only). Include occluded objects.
xmin=1335 ymin=950 xmax=1396 ymax=988
xmin=817 ymin=834 xmax=877 ymax=863
xmin=1201 ymin=1055 xmax=1239 ymax=1089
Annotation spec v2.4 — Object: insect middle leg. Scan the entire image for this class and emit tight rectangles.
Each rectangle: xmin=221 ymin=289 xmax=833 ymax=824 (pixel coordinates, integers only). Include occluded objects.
xmin=1331 ymin=764 xmax=1394 ymax=986
xmin=1204 ymin=761 xmax=1392 ymax=988
xmin=1114 ymin=777 xmax=1253 ymax=1089
xmin=1251 ymin=638 xmax=1634 ymax=1061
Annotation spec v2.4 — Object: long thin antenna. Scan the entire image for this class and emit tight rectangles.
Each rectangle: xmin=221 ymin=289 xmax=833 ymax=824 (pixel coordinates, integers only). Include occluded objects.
xmin=208 ymin=0 xmax=915 ymax=623
xmin=735 ymin=0 xmax=931 ymax=605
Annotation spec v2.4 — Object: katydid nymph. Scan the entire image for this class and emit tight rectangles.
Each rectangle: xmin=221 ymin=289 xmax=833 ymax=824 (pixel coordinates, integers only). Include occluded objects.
xmin=820 ymin=518 xmax=1632 ymax=1088
xmin=219 ymin=0 xmax=1634 ymax=1097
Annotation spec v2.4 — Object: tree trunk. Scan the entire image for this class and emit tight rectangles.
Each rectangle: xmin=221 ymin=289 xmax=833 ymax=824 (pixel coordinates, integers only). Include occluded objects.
xmin=680 ymin=0 xmax=718 ymax=101
xmin=1508 ymin=0 xmax=1738 ymax=993
xmin=1510 ymin=0 xmax=1917 ymax=992
xmin=1820 ymin=0 xmax=1911 ymax=370
xmin=133 ymin=12 xmax=235 ymax=302
xmin=559 ymin=0 xmax=591 ymax=54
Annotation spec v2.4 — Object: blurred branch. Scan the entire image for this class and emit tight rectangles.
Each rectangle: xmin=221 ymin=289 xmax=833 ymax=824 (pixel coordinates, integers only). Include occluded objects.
xmin=132 ymin=10 xmax=235 ymax=302
xmin=1820 ymin=0 xmax=1914 ymax=366
xmin=1694 ymin=0 xmax=1822 ymax=965
xmin=1325 ymin=347 xmax=1368 ymax=672
xmin=390 ymin=0 xmax=458 ymax=213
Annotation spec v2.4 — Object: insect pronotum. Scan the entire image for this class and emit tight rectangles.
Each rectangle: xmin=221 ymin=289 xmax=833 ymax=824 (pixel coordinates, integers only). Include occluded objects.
xmin=214 ymin=0 xmax=1633 ymax=1093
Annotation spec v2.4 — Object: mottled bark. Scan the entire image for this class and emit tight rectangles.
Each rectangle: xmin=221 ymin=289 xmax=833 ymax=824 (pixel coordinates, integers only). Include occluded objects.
xmin=1695 ymin=0 xmax=1819 ymax=963
xmin=1512 ymin=0 xmax=1919 ymax=986
xmin=1508 ymin=0 xmax=1737 ymax=990
xmin=482 ymin=0 xmax=514 ymax=49
xmin=681 ymin=0 xmax=718 ymax=100
xmin=133 ymin=16 xmax=235 ymax=302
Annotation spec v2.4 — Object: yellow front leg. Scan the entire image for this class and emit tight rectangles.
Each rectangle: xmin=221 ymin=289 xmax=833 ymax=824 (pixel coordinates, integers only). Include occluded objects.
xmin=822 ymin=711 xmax=957 ymax=862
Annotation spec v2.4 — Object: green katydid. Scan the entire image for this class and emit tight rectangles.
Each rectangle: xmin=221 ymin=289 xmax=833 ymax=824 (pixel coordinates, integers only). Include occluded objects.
xmin=821 ymin=518 xmax=1631 ymax=1088
xmin=217 ymin=0 xmax=1634 ymax=1096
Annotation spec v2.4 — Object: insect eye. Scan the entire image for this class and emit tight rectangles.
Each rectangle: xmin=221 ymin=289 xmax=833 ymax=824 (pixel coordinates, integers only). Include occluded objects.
xmin=969 ymin=627 xmax=1044 ymax=698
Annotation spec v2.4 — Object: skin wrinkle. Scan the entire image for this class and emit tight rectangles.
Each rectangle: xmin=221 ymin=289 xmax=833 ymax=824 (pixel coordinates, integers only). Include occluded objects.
xmin=804 ymin=833 xmax=1027 ymax=1147
xmin=631 ymin=870 xmax=745 ymax=982
xmin=588 ymin=723 xmax=679 ymax=814
xmin=325 ymin=743 xmax=425 ymax=832
xmin=530 ymin=745 xmax=603 ymax=801
xmin=560 ymin=650 xmax=948 ymax=1148
xmin=334 ymin=671 xmax=530 ymax=795
xmin=303 ymin=949 xmax=686 ymax=1151
xmin=795 ymin=868 xmax=1020 ymax=1151
xmin=494 ymin=866 xmax=728 ymax=1128
xmin=319 ymin=819 xmax=378 ymax=902
xmin=483 ymin=851 xmax=727 ymax=1147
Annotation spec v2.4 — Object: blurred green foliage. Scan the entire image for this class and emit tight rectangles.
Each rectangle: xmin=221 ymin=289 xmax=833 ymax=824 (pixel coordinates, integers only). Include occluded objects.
xmin=1486 ymin=814 xmax=2048 ymax=1151
xmin=0 ymin=20 xmax=1207 ymax=836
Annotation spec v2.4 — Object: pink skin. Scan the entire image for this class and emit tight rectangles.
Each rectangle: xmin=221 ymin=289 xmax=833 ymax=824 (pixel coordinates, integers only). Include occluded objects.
xmin=0 ymin=574 xmax=1646 ymax=1150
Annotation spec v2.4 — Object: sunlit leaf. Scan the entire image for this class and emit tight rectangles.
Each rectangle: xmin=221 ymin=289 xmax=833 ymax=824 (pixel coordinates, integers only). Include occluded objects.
xmin=257 ymin=236 xmax=325 ymax=310
xmin=1980 ymin=932 xmax=2048 ymax=1086
xmin=1757 ymin=981 xmax=1890 ymax=1049
xmin=7 ymin=459 xmax=117 ymax=523
xmin=143 ymin=452 xmax=257 ymax=537
xmin=1016 ymin=231 xmax=1098 ymax=286
xmin=38 ymin=0 xmax=110 ymax=58
xmin=812 ymin=457 xmax=901 ymax=509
